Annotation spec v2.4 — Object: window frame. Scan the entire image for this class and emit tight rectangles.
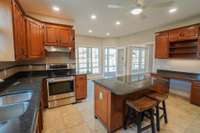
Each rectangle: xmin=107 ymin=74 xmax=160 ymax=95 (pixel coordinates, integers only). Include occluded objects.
xmin=76 ymin=46 xmax=101 ymax=74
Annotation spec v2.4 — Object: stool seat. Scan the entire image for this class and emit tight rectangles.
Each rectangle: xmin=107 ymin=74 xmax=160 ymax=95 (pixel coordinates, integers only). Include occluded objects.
xmin=145 ymin=92 xmax=168 ymax=102
xmin=126 ymin=97 xmax=157 ymax=112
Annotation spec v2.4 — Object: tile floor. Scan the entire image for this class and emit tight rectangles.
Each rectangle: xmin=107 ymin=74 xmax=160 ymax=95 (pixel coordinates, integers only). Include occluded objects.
xmin=43 ymin=81 xmax=200 ymax=133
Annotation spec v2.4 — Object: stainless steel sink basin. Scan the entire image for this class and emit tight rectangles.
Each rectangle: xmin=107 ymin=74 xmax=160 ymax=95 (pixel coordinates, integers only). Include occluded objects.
xmin=0 ymin=92 xmax=32 ymax=106
xmin=0 ymin=102 xmax=29 ymax=121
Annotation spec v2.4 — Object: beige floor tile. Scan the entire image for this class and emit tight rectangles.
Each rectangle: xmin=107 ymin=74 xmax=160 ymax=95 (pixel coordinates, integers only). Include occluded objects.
xmin=43 ymin=80 xmax=200 ymax=133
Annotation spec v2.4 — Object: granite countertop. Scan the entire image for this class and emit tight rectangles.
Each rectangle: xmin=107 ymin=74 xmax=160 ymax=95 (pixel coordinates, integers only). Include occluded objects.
xmin=0 ymin=69 xmax=87 ymax=133
xmin=157 ymin=70 xmax=200 ymax=81
xmin=94 ymin=74 xmax=153 ymax=95
xmin=0 ymin=76 xmax=45 ymax=133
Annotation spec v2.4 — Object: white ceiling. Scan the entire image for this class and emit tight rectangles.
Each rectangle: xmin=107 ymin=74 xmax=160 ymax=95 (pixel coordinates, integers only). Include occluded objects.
xmin=19 ymin=0 xmax=200 ymax=38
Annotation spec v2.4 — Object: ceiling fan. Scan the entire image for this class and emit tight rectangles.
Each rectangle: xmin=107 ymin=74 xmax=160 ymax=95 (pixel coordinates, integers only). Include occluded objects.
xmin=108 ymin=0 xmax=174 ymax=15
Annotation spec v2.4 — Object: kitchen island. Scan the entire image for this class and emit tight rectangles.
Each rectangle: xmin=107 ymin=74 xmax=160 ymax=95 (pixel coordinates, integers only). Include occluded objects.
xmin=93 ymin=74 xmax=154 ymax=133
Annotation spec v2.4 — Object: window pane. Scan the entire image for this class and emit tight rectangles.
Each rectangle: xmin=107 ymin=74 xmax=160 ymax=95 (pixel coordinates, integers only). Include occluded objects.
xmin=131 ymin=47 xmax=148 ymax=75
xmin=77 ymin=47 xmax=100 ymax=74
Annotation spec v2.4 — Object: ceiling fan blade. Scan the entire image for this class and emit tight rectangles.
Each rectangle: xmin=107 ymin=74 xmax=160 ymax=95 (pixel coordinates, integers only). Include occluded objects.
xmin=107 ymin=4 xmax=124 ymax=9
xmin=146 ymin=0 xmax=174 ymax=9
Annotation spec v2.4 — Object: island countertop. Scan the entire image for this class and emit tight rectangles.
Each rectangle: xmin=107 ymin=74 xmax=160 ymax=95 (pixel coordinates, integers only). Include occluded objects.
xmin=94 ymin=74 xmax=153 ymax=95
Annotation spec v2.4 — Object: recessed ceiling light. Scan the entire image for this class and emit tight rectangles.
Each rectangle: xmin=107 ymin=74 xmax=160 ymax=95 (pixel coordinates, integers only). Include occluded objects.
xmin=169 ymin=8 xmax=177 ymax=13
xmin=115 ymin=21 xmax=121 ymax=25
xmin=52 ymin=6 xmax=60 ymax=12
xmin=88 ymin=30 xmax=93 ymax=33
xmin=106 ymin=32 xmax=110 ymax=36
xmin=130 ymin=7 xmax=143 ymax=15
xmin=90 ymin=14 xmax=97 ymax=20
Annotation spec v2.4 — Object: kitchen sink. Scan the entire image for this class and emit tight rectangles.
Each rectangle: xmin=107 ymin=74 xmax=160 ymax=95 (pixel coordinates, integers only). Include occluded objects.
xmin=0 ymin=102 xmax=29 ymax=121
xmin=0 ymin=92 xmax=32 ymax=106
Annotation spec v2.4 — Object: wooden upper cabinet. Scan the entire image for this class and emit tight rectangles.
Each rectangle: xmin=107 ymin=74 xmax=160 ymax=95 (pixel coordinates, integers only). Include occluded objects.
xmin=12 ymin=0 xmax=27 ymax=60
xmin=44 ymin=25 xmax=59 ymax=46
xmin=26 ymin=18 xmax=44 ymax=59
xmin=169 ymin=25 xmax=199 ymax=42
xmin=155 ymin=32 xmax=169 ymax=59
xmin=44 ymin=24 xmax=73 ymax=47
xmin=75 ymin=75 xmax=87 ymax=100
xmin=59 ymin=27 xmax=71 ymax=47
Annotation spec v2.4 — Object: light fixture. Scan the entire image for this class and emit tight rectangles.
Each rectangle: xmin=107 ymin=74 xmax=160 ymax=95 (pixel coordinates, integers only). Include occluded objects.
xmin=169 ymin=8 xmax=177 ymax=13
xmin=88 ymin=30 xmax=93 ymax=33
xmin=106 ymin=32 xmax=110 ymax=36
xmin=90 ymin=14 xmax=97 ymax=20
xmin=115 ymin=21 xmax=121 ymax=25
xmin=130 ymin=7 xmax=143 ymax=15
xmin=52 ymin=6 xmax=60 ymax=12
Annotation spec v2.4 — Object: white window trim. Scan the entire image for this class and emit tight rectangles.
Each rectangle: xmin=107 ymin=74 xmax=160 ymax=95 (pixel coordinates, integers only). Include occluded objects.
xmin=76 ymin=46 xmax=101 ymax=74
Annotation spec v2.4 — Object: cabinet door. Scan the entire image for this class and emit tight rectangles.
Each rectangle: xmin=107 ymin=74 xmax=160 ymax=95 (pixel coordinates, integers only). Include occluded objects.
xmin=69 ymin=30 xmax=75 ymax=58
xmin=26 ymin=18 xmax=44 ymax=58
xmin=95 ymin=84 xmax=109 ymax=126
xmin=75 ymin=75 xmax=87 ymax=100
xmin=169 ymin=29 xmax=180 ymax=42
xmin=59 ymin=28 xmax=71 ymax=47
xmin=12 ymin=0 xmax=26 ymax=60
xmin=44 ymin=25 xmax=58 ymax=46
xmin=155 ymin=32 xmax=169 ymax=59
xmin=181 ymin=26 xmax=199 ymax=41
xmin=169 ymin=26 xmax=199 ymax=42
xmin=191 ymin=81 xmax=200 ymax=106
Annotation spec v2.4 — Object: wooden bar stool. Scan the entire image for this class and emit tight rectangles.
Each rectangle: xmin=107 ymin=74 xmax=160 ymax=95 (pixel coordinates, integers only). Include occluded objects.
xmin=124 ymin=97 xmax=157 ymax=133
xmin=145 ymin=75 xmax=169 ymax=131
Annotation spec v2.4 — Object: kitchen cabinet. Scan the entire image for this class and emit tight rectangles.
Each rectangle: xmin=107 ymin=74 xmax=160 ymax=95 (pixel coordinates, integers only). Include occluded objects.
xmin=94 ymin=84 xmax=109 ymax=126
xmin=155 ymin=24 xmax=200 ymax=59
xmin=94 ymin=82 xmax=146 ymax=132
xmin=44 ymin=24 xmax=73 ymax=47
xmin=26 ymin=18 xmax=44 ymax=59
xmin=12 ymin=0 xmax=27 ymax=60
xmin=75 ymin=75 xmax=87 ymax=100
xmin=169 ymin=26 xmax=199 ymax=42
xmin=69 ymin=30 xmax=75 ymax=59
xmin=191 ymin=81 xmax=200 ymax=106
xmin=155 ymin=32 xmax=169 ymax=59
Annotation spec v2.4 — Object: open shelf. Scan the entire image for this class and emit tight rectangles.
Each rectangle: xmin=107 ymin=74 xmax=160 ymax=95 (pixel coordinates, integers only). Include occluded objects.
xmin=169 ymin=41 xmax=198 ymax=58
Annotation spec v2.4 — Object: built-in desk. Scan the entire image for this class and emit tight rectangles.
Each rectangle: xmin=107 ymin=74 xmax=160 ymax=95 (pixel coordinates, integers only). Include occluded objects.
xmin=156 ymin=70 xmax=200 ymax=106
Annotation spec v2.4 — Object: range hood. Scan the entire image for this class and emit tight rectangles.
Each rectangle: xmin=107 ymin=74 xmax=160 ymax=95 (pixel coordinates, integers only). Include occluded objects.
xmin=45 ymin=46 xmax=72 ymax=53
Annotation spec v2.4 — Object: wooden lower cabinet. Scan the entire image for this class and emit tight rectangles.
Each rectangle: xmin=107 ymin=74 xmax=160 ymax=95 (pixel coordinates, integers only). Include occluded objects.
xmin=75 ymin=75 xmax=87 ymax=100
xmin=94 ymin=84 xmax=125 ymax=133
xmin=94 ymin=83 xmax=147 ymax=133
xmin=191 ymin=81 xmax=200 ymax=106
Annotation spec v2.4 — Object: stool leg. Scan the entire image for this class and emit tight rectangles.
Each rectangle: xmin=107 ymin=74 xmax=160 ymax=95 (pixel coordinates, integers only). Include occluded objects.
xmin=136 ymin=112 xmax=142 ymax=133
xmin=150 ymin=109 xmax=156 ymax=133
xmin=156 ymin=104 xmax=160 ymax=131
xmin=124 ymin=106 xmax=131 ymax=129
xmin=162 ymin=101 xmax=168 ymax=124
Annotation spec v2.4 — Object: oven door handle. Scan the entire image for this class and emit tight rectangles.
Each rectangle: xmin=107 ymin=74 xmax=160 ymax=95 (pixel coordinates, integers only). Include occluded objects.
xmin=47 ymin=77 xmax=74 ymax=83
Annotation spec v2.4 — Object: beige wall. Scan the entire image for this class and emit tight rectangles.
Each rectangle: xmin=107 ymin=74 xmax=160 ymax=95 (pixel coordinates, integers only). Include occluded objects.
xmin=118 ymin=15 xmax=200 ymax=73
xmin=0 ymin=0 xmax=15 ymax=61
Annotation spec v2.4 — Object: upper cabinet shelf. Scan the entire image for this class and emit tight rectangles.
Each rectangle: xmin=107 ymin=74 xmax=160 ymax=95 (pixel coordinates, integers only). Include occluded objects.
xmin=155 ymin=24 xmax=200 ymax=59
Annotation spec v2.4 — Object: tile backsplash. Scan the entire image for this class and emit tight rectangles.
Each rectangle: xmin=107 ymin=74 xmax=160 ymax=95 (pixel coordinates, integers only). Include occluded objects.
xmin=0 ymin=52 xmax=76 ymax=80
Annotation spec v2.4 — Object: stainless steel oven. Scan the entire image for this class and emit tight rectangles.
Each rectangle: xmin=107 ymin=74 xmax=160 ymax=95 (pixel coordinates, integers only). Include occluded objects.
xmin=47 ymin=76 xmax=76 ymax=108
